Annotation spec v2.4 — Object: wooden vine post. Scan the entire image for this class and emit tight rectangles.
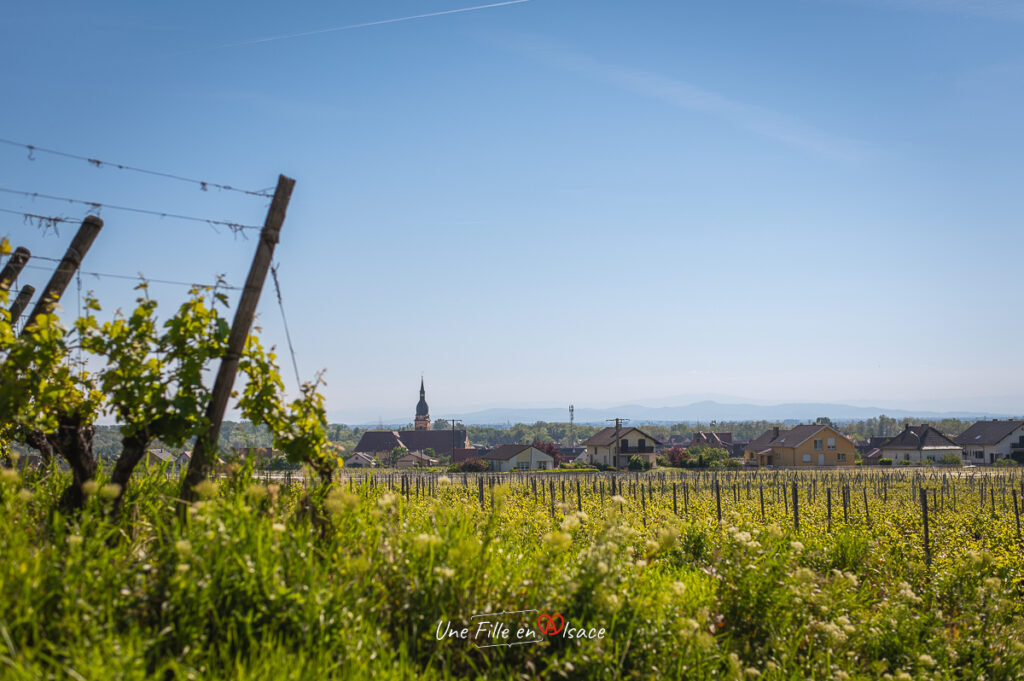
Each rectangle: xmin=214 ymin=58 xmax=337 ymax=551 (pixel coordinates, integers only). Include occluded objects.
xmin=19 ymin=218 xmax=103 ymax=498
xmin=920 ymin=487 xmax=931 ymax=566
xmin=0 ymin=246 xmax=31 ymax=292
xmin=8 ymin=285 xmax=35 ymax=324
xmin=181 ymin=175 xmax=295 ymax=504
xmin=21 ymin=219 xmax=103 ymax=328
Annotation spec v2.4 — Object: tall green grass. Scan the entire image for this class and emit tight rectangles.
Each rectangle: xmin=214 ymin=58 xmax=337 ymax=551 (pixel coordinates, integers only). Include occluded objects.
xmin=1 ymin=467 xmax=1023 ymax=680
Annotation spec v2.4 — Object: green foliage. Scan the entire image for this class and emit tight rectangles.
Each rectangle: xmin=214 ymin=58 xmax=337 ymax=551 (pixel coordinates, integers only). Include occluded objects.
xmin=939 ymin=453 xmax=963 ymax=466
xmin=455 ymin=458 xmax=488 ymax=472
xmin=879 ymin=458 xmax=893 ymax=466
xmin=237 ymin=337 xmax=335 ymax=483
xmin=78 ymin=284 xmax=229 ymax=449
xmin=3 ymin=467 xmax=1024 ymax=679
xmin=0 ymin=306 xmax=102 ymax=436
xmin=627 ymin=455 xmax=651 ymax=471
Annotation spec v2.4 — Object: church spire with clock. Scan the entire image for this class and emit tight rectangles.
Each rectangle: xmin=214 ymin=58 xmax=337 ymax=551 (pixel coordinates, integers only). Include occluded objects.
xmin=414 ymin=377 xmax=430 ymax=431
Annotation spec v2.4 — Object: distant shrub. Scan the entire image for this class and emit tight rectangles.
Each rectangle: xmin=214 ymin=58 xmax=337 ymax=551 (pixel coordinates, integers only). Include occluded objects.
xmin=627 ymin=455 xmax=651 ymax=471
xmin=994 ymin=458 xmax=1019 ymax=467
xmin=939 ymin=453 xmax=963 ymax=466
xmin=540 ymin=467 xmax=597 ymax=473
xmin=558 ymin=462 xmax=594 ymax=471
xmin=457 ymin=458 xmax=488 ymax=472
xmin=878 ymin=458 xmax=893 ymax=466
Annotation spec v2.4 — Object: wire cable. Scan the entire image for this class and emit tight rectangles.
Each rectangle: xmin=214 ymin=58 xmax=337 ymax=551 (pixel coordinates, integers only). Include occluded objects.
xmin=0 ymin=137 xmax=274 ymax=198
xmin=0 ymin=207 xmax=81 ymax=232
xmin=0 ymin=187 xmax=259 ymax=234
xmin=271 ymin=262 xmax=302 ymax=387
xmin=22 ymin=262 xmax=241 ymax=291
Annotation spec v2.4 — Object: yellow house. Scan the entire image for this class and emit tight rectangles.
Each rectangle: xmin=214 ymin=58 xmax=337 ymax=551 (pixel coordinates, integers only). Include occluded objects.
xmin=747 ymin=425 xmax=856 ymax=468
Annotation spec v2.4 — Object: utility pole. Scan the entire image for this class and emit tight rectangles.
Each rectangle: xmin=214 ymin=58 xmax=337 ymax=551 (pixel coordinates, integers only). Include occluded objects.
xmin=450 ymin=418 xmax=464 ymax=460
xmin=181 ymin=175 xmax=295 ymax=503
xmin=606 ymin=417 xmax=629 ymax=468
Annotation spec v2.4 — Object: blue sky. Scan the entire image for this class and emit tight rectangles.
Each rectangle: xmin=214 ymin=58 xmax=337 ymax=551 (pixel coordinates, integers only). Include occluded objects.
xmin=2 ymin=0 xmax=1022 ymax=422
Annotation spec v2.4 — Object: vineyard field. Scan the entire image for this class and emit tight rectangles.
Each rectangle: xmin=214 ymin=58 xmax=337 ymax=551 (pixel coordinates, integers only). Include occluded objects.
xmin=1 ymin=467 xmax=1023 ymax=680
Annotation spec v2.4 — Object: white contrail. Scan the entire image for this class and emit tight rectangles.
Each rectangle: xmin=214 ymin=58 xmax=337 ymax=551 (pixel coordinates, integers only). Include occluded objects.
xmin=186 ymin=0 xmax=531 ymax=54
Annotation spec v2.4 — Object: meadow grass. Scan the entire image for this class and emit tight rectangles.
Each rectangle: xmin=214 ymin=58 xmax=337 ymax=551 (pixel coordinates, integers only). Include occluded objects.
xmin=1 ymin=467 xmax=1023 ymax=680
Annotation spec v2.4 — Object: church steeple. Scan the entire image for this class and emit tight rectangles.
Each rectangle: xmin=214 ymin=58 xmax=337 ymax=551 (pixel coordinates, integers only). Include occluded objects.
xmin=414 ymin=377 xmax=430 ymax=431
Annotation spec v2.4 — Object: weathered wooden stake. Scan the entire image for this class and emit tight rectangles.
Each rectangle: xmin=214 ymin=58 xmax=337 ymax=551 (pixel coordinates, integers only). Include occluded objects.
xmin=827 ymin=488 xmax=832 ymax=532
xmin=22 ymin=219 xmax=103 ymax=330
xmin=7 ymin=284 xmax=34 ymax=325
xmin=715 ymin=479 xmax=722 ymax=527
xmin=792 ymin=482 xmax=799 ymax=533
xmin=920 ymin=487 xmax=931 ymax=566
xmin=182 ymin=176 xmax=294 ymax=503
xmin=0 ymin=246 xmax=31 ymax=292
xmin=1013 ymin=489 xmax=1021 ymax=542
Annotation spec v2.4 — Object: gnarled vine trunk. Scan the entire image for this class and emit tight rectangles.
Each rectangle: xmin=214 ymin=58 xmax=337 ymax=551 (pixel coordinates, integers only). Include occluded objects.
xmin=109 ymin=432 xmax=150 ymax=519
xmin=25 ymin=429 xmax=54 ymax=465
xmin=49 ymin=413 xmax=96 ymax=511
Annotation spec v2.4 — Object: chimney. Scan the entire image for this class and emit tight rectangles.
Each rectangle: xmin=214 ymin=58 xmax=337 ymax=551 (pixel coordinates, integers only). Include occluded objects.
xmin=772 ymin=426 xmax=780 ymax=439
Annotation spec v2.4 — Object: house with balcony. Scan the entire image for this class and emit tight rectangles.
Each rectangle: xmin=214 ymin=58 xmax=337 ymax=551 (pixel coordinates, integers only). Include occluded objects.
xmin=954 ymin=419 xmax=1024 ymax=465
xmin=744 ymin=424 xmax=856 ymax=468
xmin=878 ymin=424 xmax=961 ymax=463
xmin=583 ymin=426 xmax=661 ymax=468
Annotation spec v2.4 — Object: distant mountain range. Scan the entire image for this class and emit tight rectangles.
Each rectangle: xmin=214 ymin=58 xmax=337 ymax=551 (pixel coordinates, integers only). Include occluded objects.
xmin=334 ymin=400 xmax=1016 ymax=428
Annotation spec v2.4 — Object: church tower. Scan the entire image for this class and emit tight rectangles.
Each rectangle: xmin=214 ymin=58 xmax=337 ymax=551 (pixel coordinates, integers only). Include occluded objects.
xmin=414 ymin=377 xmax=430 ymax=431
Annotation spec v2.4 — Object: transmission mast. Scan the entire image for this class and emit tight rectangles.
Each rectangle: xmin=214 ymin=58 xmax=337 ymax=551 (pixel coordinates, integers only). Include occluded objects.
xmin=569 ymin=404 xmax=575 ymax=449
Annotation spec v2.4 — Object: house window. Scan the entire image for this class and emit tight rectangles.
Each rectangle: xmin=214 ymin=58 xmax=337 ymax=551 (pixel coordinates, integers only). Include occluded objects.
xmin=537 ymin=461 xmax=547 ymax=470
xmin=516 ymin=460 xmax=530 ymax=471
xmin=837 ymin=452 xmax=846 ymax=462
xmin=827 ymin=438 xmax=836 ymax=450
xmin=638 ymin=439 xmax=646 ymax=451
xmin=974 ymin=451 xmax=983 ymax=459
xmin=802 ymin=454 xmax=811 ymax=463
xmin=814 ymin=439 xmax=823 ymax=450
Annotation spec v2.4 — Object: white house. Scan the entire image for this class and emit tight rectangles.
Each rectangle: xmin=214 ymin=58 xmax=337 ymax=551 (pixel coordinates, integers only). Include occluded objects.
xmin=396 ymin=450 xmax=438 ymax=469
xmin=144 ymin=448 xmax=176 ymax=467
xmin=583 ymin=427 xmax=660 ymax=469
xmin=955 ymin=419 xmax=1024 ymax=465
xmin=345 ymin=452 xmax=376 ymax=468
xmin=879 ymin=424 xmax=962 ymax=463
xmin=481 ymin=444 xmax=553 ymax=472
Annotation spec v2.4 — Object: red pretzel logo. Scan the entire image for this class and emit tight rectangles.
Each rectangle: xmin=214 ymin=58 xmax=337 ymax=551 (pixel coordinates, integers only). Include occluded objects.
xmin=537 ymin=613 xmax=565 ymax=636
